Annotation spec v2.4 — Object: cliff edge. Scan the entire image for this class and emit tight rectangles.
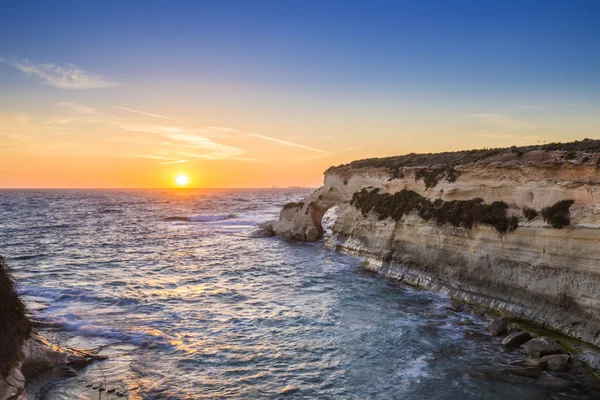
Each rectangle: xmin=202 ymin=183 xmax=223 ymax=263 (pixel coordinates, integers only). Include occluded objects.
xmin=273 ymin=139 xmax=600 ymax=347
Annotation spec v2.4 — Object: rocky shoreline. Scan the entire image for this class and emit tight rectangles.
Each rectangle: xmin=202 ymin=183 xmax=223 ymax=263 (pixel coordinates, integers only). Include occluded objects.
xmin=272 ymin=140 xmax=600 ymax=386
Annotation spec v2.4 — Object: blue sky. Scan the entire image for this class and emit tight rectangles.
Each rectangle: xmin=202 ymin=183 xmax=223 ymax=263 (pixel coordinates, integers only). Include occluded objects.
xmin=1 ymin=1 xmax=599 ymax=187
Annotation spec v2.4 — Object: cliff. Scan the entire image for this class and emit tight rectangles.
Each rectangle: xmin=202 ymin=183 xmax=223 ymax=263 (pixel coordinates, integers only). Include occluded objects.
xmin=0 ymin=256 xmax=103 ymax=400
xmin=273 ymin=139 xmax=600 ymax=347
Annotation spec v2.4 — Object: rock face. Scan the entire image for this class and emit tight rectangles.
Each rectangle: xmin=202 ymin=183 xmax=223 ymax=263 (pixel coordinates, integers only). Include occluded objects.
xmin=273 ymin=142 xmax=600 ymax=347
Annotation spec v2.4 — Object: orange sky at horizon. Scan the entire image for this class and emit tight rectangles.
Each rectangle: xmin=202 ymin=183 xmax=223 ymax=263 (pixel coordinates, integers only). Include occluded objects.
xmin=2 ymin=104 xmax=599 ymax=189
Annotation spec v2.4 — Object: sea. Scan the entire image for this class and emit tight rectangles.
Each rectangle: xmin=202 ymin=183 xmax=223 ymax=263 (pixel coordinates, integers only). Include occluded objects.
xmin=0 ymin=189 xmax=597 ymax=399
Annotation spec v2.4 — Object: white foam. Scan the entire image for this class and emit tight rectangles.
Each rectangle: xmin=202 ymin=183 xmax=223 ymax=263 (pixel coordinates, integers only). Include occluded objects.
xmin=188 ymin=213 xmax=235 ymax=222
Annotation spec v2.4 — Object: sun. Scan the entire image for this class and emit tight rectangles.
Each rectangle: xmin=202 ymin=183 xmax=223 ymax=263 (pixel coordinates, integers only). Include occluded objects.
xmin=175 ymin=174 xmax=189 ymax=186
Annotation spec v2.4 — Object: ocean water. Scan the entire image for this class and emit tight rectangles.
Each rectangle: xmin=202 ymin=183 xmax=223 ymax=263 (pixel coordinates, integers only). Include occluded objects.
xmin=0 ymin=189 xmax=596 ymax=399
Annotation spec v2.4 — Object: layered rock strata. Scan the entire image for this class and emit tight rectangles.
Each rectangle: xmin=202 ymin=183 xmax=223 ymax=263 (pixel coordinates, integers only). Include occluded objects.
xmin=273 ymin=142 xmax=600 ymax=347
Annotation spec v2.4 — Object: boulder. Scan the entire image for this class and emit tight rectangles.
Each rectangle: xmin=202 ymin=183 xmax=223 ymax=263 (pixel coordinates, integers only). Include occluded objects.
xmin=502 ymin=331 xmax=532 ymax=349
xmin=521 ymin=337 xmax=563 ymax=358
xmin=503 ymin=366 xmax=542 ymax=378
xmin=485 ymin=317 xmax=508 ymax=336
xmin=541 ymin=354 xmax=570 ymax=372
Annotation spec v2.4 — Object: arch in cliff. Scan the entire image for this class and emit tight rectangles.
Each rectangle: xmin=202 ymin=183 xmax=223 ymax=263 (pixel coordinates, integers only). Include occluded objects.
xmin=273 ymin=186 xmax=344 ymax=241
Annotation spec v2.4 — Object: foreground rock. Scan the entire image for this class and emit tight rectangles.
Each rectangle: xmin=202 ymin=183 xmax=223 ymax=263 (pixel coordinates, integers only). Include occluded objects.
xmin=485 ymin=317 xmax=508 ymax=337
xmin=1 ymin=333 xmax=105 ymax=400
xmin=521 ymin=337 xmax=564 ymax=358
xmin=273 ymin=140 xmax=600 ymax=349
xmin=502 ymin=331 xmax=532 ymax=348
xmin=542 ymin=354 xmax=570 ymax=372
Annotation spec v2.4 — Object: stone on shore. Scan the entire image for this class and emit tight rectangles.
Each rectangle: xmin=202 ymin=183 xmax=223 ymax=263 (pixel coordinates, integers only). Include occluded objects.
xmin=502 ymin=331 xmax=532 ymax=349
xmin=521 ymin=337 xmax=563 ymax=358
xmin=485 ymin=317 xmax=508 ymax=336
xmin=541 ymin=354 xmax=570 ymax=372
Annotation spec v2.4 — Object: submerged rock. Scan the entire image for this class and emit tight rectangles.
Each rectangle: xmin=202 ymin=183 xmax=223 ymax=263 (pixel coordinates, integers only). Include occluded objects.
xmin=502 ymin=331 xmax=532 ymax=349
xmin=521 ymin=337 xmax=564 ymax=358
xmin=485 ymin=317 xmax=508 ymax=337
xmin=503 ymin=366 xmax=542 ymax=378
xmin=542 ymin=354 xmax=570 ymax=372
xmin=508 ymin=358 xmax=547 ymax=370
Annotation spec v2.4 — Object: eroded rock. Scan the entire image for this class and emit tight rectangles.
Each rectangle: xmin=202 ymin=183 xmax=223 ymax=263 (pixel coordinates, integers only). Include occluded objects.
xmin=542 ymin=354 xmax=570 ymax=372
xmin=521 ymin=337 xmax=564 ymax=358
xmin=502 ymin=331 xmax=532 ymax=349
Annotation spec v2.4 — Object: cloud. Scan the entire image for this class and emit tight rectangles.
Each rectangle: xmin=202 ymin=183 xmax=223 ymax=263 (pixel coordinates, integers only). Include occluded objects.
xmin=207 ymin=126 xmax=326 ymax=153
xmin=158 ymin=159 xmax=188 ymax=165
xmin=113 ymin=105 xmax=169 ymax=119
xmin=464 ymin=113 xmax=536 ymax=129
xmin=58 ymin=102 xmax=99 ymax=114
xmin=167 ymin=133 xmax=245 ymax=160
xmin=293 ymin=145 xmax=362 ymax=162
xmin=4 ymin=59 xmax=115 ymax=89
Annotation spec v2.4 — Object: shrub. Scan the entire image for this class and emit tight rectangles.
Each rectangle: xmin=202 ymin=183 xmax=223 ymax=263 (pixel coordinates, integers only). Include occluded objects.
xmin=541 ymin=200 xmax=575 ymax=229
xmin=351 ymin=189 xmax=517 ymax=233
xmin=327 ymin=139 xmax=600 ymax=175
xmin=522 ymin=207 xmax=538 ymax=221
xmin=0 ymin=256 xmax=31 ymax=377
xmin=564 ymin=151 xmax=577 ymax=160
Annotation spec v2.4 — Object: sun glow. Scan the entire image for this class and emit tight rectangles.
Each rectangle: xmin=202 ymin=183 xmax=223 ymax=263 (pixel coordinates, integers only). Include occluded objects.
xmin=175 ymin=174 xmax=189 ymax=186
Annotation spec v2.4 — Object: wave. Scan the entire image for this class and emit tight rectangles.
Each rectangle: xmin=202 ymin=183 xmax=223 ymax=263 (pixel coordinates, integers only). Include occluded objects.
xmin=189 ymin=213 xmax=235 ymax=222
xmin=165 ymin=214 xmax=236 ymax=222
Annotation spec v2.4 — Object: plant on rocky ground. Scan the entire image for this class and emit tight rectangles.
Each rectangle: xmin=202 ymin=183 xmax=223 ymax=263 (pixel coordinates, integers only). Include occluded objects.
xmin=542 ymin=200 xmax=575 ymax=229
xmin=523 ymin=207 xmax=538 ymax=221
xmin=351 ymin=188 xmax=518 ymax=233
xmin=0 ymin=256 xmax=31 ymax=377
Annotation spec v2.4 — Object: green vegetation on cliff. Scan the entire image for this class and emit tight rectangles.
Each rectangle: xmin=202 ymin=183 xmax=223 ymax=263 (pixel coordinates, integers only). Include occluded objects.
xmin=0 ymin=256 xmax=31 ymax=377
xmin=542 ymin=200 xmax=576 ymax=229
xmin=350 ymin=188 xmax=519 ymax=233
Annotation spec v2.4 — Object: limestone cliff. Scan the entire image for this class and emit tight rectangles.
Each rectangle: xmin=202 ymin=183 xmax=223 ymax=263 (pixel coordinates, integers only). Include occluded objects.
xmin=273 ymin=140 xmax=600 ymax=347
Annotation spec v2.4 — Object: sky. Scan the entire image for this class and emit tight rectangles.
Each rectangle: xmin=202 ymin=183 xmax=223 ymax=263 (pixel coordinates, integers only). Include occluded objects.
xmin=1 ymin=0 xmax=599 ymax=188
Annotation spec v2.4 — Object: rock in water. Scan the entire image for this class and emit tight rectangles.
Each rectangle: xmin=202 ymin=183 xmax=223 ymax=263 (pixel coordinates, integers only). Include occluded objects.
xmin=502 ymin=331 xmax=532 ymax=349
xmin=503 ymin=366 xmax=542 ymax=378
xmin=541 ymin=354 xmax=570 ymax=372
xmin=485 ymin=317 xmax=508 ymax=336
xmin=521 ymin=337 xmax=563 ymax=358
xmin=508 ymin=358 xmax=547 ymax=370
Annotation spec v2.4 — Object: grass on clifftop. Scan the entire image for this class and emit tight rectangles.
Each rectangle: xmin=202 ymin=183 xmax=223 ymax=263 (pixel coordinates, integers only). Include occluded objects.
xmin=351 ymin=188 xmax=519 ymax=233
xmin=0 ymin=256 xmax=31 ymax=377
xmin=327 ymin=138 xmax=600 ymax=188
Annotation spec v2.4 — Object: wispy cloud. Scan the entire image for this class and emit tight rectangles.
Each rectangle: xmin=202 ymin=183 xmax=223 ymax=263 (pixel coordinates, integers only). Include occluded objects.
xmin=245 ymin=132 xmax=327 ymax=153
xmin=206 ymin=126 xmax=327 ymax=153
xmin=113 ymin=105 xmax=169 ymax=119
xmin=3 ymin=59 xmax=115 ymax=89
xmin=58 ymin=102 xmax=98 ymax=114
xmin=464 ymin=113 xmax=537 ymax=129
xmin=170 ymin=133 xmax=245 ymax=159
xmin=294 ymin=145 xmax=363 ymax=162
xmin=158 ymin=159 xmax=188 ymax=165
